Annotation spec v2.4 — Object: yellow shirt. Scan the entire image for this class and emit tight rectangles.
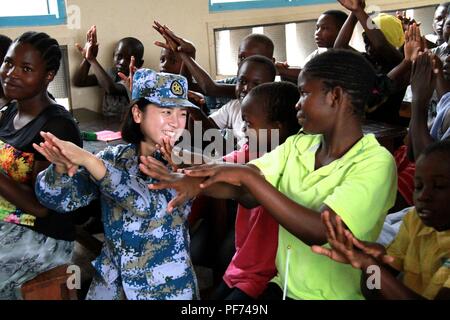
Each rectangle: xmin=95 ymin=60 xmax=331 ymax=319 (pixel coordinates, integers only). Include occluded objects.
xmin=250 ymin=133 xmax=397 ymax=300
xmin=387 ymin=208 xmax=450 ymax=299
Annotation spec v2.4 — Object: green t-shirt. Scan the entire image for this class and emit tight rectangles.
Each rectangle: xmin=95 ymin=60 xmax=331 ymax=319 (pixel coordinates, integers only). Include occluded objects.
xmin=250 ymin=133 xmax=397 ymax=299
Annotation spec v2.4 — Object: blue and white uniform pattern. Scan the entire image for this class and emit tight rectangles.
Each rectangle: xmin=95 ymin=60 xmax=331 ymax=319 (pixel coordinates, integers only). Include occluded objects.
xmin=35 ymin=144 xmax=198 ymax=300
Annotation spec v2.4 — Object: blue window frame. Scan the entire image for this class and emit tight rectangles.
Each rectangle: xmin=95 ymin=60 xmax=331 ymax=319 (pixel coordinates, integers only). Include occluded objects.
xmin=209 ymin=0 xmax=335 ymax=12
xmin=0 ymin=0 xmax=67 ymax=27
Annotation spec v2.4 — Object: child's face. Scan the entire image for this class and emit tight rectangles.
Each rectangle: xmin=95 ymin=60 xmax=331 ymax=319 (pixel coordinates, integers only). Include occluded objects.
xmin=433 ymin=5 xmax=448 ymax=41
xmin=235 ymin=61 xmax=273 ymax=102
xmin=112 ymin=41 xmax=134 ymax=76
xmin=414 ymin=153 xmax=450 ymax=231
xmin=315 ymin=14 xmax=340 ymax=48
xmin=133 ymin=103 xmax=187 ymax=146
xmin=159 ymin=49 xmax=182 ymax=74
xmin=295 ymin=72 xmax=333 ymax=134
xmin=241 ymin=95 xmax=278 ymax=152
xmin=237 ymin=40 xmax=273 ymax=65
xmin=0 ymin=42 xmax=53 ymax=101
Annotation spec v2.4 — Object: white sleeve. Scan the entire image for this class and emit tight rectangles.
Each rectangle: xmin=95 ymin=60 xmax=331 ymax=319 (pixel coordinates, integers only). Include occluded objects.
xmin=209 ymin=100 xmax=236 ymax=129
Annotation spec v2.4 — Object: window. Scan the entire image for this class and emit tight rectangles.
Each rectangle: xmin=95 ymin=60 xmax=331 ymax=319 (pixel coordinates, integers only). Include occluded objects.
xmin=209 ymin=0 xmax=334 ymax=12
xmin=0 ymin=0 xmax=67 ymax=27
xmin=48 ymin=46 xmax=73 ymax=113
xmin=214 ymin=7 xmax=427 ymax=77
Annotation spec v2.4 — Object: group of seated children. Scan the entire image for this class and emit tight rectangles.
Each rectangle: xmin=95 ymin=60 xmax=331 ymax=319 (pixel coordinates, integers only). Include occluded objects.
xmin=0 ymin=0 xmax=449 ymax=300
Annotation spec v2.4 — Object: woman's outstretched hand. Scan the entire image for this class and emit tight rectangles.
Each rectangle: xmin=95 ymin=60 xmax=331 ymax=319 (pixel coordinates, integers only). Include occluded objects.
xmin=139 ymin=155 xmax=203 ymax=212
xmin=183 ymin=163 xmax=254 ymax=189
xmin=33 ymin=131 xmax=79 ymax=176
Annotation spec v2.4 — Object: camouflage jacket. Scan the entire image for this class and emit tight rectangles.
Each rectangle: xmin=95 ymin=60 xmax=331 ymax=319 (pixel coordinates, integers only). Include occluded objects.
xmin=35 ymin=144 xmax=198 ymax=300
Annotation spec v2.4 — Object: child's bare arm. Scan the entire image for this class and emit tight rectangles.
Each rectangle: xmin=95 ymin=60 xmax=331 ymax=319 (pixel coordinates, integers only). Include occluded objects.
xmin=118 ymin=56 xmax=137 ymax=92
xmin=341 ymin=0 xmax=403 ymax=66
xmin=73 ymin=25 xmax=99 ymax=87
xmin=334 ymin=11 xmax=358 ymax=49
xmin=87 ymin=58 xmax=128 ymax=96
xmin=73 ymin=26 xmax=127 ymax=95
xmin=387 ymin=24 xmax=423 ymax=92
xmin=178 ymin=52 xmax=236 ymax=97
xmin=184 ymin=163 xmax=342 ymax=246
xmin=153 ymin=22 xmax=236 ymax=98
xmin=409 ymin=53 xmax=437 ymax=160
xmin=310 ymin=211 xmax=426 ymax=300
xmin=140 ymin=158 xmax=256 ymax=211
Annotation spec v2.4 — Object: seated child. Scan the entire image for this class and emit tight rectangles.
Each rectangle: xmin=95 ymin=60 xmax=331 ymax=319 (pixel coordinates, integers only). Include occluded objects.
xmin=425 ymin=2 xmax=450 ymax=47
xmin=73 ymin=25 xmax=144 ymax=118
xmin=35 ymin=69 xmax=200 ymax=300
xmin=277 ymin=10 xmax=348 ymax=83
xmin=159 ymin=48 xmax=182 ymax=74
xmin=206 ymin=55 xmax=276 ymax=149
xmin=212 ymin=82 xmax=301 ymax=300
xmin=313 ymin=139 xmax=450 ymax=300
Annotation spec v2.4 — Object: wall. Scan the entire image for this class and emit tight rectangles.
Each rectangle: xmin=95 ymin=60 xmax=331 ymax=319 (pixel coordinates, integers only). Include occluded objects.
xmin=0 ymin=0 xmax=442 ymax=112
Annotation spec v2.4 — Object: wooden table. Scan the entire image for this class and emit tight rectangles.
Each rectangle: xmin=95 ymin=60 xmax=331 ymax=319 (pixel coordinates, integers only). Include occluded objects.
xmin=73 ymin=108 xmax=124 ymax=154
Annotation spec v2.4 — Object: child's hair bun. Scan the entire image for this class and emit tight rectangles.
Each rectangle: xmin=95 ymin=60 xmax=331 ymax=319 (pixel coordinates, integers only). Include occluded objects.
xmin=366 ymin=74 xmax=393 ymax=113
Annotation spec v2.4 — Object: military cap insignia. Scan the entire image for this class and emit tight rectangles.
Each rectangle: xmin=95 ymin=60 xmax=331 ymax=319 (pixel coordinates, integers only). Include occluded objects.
xmin=170 ymin=80 xmax=184 ymax=96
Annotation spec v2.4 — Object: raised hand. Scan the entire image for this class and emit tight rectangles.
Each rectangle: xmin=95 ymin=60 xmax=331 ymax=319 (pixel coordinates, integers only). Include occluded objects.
xmin=153 ymin=21 xmax=196 ymax=58
xmin=75 ymin=25 xmax=99 ymax=62
xmin=337 ymin=0 xmax=365 ymax=12
xmin=139 ymin=155 xmax=203 ymax=212
xmin=118 ymin=55 xmax=136 ymax=91
xmin=33 ymin=132 xmax=79 ymax=176
xmin=404 ymin=24 xmax=423 ymax=62
xmin=411 ymin=52 xmax=437 ymax=107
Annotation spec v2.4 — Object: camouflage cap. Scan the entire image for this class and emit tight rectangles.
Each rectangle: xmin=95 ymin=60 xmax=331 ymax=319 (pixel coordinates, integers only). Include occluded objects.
xmin=131 ymin=68 xmax=199 ymax=110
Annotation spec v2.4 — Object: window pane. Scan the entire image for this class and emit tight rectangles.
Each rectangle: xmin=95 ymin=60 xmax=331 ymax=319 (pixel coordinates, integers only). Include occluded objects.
xmin=0 ymin=0 xmax=49 ymax=17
